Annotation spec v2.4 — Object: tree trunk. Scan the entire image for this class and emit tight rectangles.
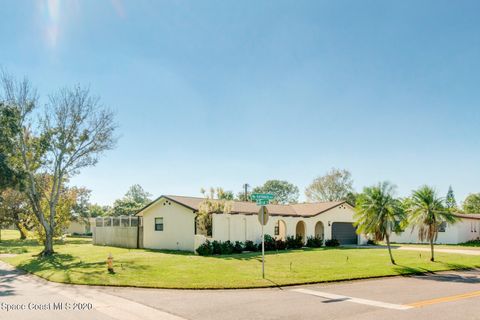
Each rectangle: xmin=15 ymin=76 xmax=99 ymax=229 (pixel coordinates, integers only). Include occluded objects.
xmin=42 ymin=228 xmax=55 ymax=256
xmin=385 ymin=234 xmax=396 ymax=265
xmin=430 ymin=238 xmax=435 ymax=262
xmin=15 ymin=223 xmax=27 ymax=240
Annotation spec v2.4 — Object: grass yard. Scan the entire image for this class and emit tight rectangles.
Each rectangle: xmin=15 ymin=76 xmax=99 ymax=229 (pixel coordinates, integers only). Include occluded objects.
xmin=1 ymin=230 xmax=479 ymax=289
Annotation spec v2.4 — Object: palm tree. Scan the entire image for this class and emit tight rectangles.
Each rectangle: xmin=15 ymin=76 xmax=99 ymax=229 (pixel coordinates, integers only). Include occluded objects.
xmin=354 ymin=182 xmax=405 ymax=265
xmin=407 ymin=186 xmax=458 ymax=262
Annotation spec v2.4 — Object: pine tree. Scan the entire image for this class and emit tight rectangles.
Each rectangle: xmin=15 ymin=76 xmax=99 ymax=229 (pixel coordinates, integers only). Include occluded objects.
xmin=446 ymin=186 xmax=457 ymax=209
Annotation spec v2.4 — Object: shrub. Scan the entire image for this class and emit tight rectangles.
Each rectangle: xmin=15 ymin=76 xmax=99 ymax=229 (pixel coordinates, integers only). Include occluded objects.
xmin=212 ymin=240 xmax=222 ymax=254
xmin=325 ymin=238 xmax=340 ymax=247
xmin=275 ymin=239 xmax=287 ymax=250
xmin=460 ymin=239 xmax=480 ymax=247
xmin=286 ymin=235 xmax=303 ymax=249
xmin=306 ymin=236 xmax=323 ymax=248
xmin=244 ymin=240 xmax=257 ymax=252
xmin=196 ymin=240 xmax=213 ymax=256
xmin=264 ymin=234 xmax=276 ymax=251
xmin=220 ymin=240 xmax=234 ymax=254
xmin=366 ymin=239 xmax=377 ymax=245
xmin=233 ymin=241 xmax=244 ymax=253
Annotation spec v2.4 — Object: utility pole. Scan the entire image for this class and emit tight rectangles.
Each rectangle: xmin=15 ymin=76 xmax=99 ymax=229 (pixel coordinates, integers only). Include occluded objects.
xmin=243 ymin=183 xmax=250 ymax=201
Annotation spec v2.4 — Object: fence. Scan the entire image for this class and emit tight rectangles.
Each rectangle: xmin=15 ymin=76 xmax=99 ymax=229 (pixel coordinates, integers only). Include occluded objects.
xmin=91 ymin=216 xmax=143 ymax=249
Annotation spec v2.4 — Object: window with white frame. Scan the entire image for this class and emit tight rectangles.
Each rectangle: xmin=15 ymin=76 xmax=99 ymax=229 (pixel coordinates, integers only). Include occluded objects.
xmin=155 ymin=217 xmax=164 ymax=231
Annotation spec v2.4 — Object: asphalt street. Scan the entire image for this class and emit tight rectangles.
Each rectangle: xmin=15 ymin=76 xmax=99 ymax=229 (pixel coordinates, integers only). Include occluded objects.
xmin=0 ymin=260 xmax=479 ymax=320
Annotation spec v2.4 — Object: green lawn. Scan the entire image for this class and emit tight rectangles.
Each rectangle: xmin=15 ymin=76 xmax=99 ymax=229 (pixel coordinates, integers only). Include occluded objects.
xmin=1 ymin=230 xmax=479 ymax=289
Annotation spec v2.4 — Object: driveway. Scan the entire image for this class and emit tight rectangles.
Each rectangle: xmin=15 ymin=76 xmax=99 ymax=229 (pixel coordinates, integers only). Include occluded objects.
xmin=1 ymin=260 xmax=480 ymax=320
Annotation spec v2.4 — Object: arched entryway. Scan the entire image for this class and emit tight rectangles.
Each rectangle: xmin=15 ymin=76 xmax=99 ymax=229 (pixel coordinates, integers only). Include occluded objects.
xmin=274 ymin=220 xmax=287 ymax=240
xmin=295 ymin=221 xmax=306 ymax=243
xmin=315 ymin=221 xmax=324 ymax=239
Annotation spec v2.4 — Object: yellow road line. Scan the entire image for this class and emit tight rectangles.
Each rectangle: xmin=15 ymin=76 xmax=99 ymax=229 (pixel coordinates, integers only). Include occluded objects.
xmin=408 ymin=291 xmax=480 ymax=308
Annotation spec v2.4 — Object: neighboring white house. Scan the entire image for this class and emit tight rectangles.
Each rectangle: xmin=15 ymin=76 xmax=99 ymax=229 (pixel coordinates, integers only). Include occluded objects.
xmin=389 ymin=213 xmax=480 ymax=244
xmin=64 ymin=220 xmax=90 ymax=235
xmin=136 ymin=195 xmax=366 ymax=252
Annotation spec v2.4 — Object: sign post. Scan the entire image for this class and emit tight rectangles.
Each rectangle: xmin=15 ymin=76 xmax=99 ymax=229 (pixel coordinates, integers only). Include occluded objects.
xmin=251 ymin=193 xmax=273 ymax=279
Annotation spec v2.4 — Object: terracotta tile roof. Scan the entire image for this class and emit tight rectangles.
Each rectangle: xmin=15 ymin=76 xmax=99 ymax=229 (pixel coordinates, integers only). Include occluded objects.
xmin=454 ymin=213 xmax=480 ymax=220
xmin=137 ymin=195 xmax=348 ymax=217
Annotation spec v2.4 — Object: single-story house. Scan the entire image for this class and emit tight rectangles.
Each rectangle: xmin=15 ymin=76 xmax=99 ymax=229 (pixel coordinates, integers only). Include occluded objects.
xmin=135 ymin=195 xmax=367 ymax=251
xmin=390 ymin=213 xmax=480 ymax=244
xmin=64 ymin=220 xmax=91 ymax=235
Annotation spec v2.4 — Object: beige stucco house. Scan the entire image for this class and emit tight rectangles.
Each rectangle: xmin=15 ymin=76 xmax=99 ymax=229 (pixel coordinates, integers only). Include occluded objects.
xmin=136 ymin=195 xmax=365 ymax=252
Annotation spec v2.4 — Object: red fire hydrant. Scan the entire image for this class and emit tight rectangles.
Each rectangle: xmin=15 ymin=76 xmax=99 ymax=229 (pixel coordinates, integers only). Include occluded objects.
xmin=107 ymin=253 xmax=115 ymax=274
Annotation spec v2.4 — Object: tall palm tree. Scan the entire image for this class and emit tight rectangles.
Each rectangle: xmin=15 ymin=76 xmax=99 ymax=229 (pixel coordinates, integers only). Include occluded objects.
xmin=407 ymin=186 xmax=458 ymax=262
xmin=354 ymin=182 xmax=405 ymax=265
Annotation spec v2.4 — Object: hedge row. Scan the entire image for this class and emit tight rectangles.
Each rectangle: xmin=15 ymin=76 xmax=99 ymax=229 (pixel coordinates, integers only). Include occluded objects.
xmin=196 ymin=234 xmax=331 ymax=256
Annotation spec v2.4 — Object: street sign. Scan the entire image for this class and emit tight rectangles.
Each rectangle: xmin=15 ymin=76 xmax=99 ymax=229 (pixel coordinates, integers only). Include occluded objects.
xmin=256 ymin=199 xmax=269 ymax=206
xmin=258 ymin=206 xmax=269 ymax=225
xmin=251 ymin=193 xmax=274 ymax=206
xmin=251 ymin=193 xmax=274 ymax=201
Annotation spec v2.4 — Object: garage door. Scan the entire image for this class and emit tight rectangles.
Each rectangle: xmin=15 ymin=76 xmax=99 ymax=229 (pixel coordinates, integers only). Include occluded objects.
xmin=332 ymin=222 xmax=357 ymax=245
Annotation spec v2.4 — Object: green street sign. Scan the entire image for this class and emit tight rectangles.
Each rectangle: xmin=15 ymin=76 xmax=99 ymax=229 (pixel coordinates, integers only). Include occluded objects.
xmin=256 ymin=199 xmax=269 ymax=206
xmin=251 ymin=193 xmax=275 ymax=201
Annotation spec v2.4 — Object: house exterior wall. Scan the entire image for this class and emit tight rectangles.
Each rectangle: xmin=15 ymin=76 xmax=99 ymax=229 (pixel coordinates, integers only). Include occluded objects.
xmin=142 ymin=199 xmax=196 ymax=251
xmin=211 ymin=204 xmax=368 ymax=245
xmin=389 ymin=218 xmax=480 ymax=244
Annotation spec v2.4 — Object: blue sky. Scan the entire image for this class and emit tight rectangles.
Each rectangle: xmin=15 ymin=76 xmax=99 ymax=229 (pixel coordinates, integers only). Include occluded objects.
xmin=2 ymin=0 xmax=480 ymax=205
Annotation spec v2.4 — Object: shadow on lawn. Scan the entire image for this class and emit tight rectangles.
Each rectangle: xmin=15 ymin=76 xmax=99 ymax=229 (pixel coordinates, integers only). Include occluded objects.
xmin=394 ymin=261 xmax=480 ymax=279
xmin=15 ymin=252 xmax=153 ymax=283
xmin=0 ymin=237 xmax=91 ymax=255
xmin=393 ymin=264 xmax=433 ymax=275
xmin=17 ymin=253 xmax=104 ymax=274
xmin=0 ymin=239 xmax=39 ymax=254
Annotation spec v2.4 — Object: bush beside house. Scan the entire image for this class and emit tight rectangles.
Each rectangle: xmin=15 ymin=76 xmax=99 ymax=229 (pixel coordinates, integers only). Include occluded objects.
xmin=196 ymin=234 xmax=324 ymax=256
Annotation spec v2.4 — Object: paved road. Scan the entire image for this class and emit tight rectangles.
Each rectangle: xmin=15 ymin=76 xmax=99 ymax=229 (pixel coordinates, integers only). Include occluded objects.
xmin=1 ymin=260 xmax=480 ymax=320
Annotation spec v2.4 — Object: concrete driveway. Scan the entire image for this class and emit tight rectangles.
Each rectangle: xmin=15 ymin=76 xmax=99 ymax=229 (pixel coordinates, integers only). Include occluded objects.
xmin=1 ymin=260 xmax=480 ymax=320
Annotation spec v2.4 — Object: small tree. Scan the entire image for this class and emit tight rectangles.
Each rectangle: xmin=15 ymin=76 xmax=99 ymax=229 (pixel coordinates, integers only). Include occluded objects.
xmin=354 ymin=182 xmax=405 ymax=264
xmin=407 ymin=186 xmax=458 ymax=262
xmin=445 ymin=186 xmax=457 ymax=209
xmin=197 ymin=188 xmax=233 ymax=236
xmin=305 ymin=168 xmax=354 ymax=202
